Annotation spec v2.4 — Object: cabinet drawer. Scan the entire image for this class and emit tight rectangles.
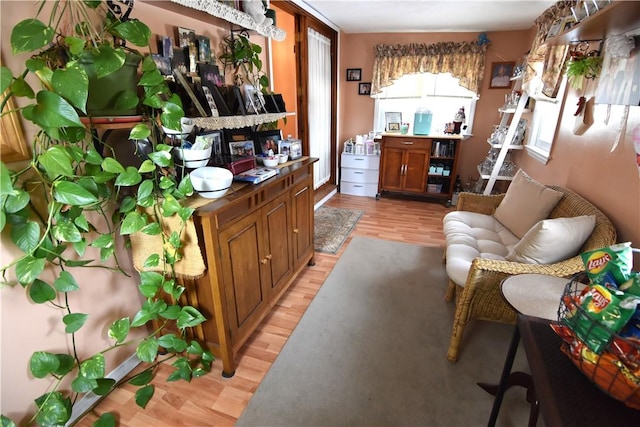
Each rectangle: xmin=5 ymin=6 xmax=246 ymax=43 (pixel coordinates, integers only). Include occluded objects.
xmin=340 ymin=180 xmax=378 ymax=197
xmin=382 ymin=137 xmax=431 ymax=151
xmin=341 ymin=168 xmax=379 ymax=184
xmin=341 ymin=153 xmax=380 ymax=170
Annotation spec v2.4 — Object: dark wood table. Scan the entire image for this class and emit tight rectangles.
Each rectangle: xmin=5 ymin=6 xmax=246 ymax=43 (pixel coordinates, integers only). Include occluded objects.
xmin=515 ymin=315 xmax=639 ymax=427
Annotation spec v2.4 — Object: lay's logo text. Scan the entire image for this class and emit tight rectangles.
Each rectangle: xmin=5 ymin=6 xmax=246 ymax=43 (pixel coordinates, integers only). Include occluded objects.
xmin=585 ymin=251 xmax=612 ymax=273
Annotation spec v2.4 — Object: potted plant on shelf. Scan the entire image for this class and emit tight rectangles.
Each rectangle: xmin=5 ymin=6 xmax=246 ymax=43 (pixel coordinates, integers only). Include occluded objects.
xmin=219 ymin=32 xmax=269 ymax=92
xmin=1 ymin=1 xmax=212 ymax=426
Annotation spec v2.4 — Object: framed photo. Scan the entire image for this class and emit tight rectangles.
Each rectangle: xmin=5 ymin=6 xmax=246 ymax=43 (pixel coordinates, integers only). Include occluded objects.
xmin=198 ymin=63 xmax=223 ymax=87
xmin=289 ymin=139 xmax=302 ymax=160
xmin=196 ymin=35 xmax=211 ymax=63
xmin=158 ymin=36 xmax=174 ymax=58
xmin=201 ymin=85 xmax=220 ymax=117
xmin=546 ymin=19 xmax=563 ymax=40
xmin=224 ymin=127 xmax=252 ymax=145
xmin=229 ymin=140 xmax=256 ymax=157
xmin=174 ymin=69 xmax=208 ymax=117
xmin=243 ymin=84 xmax=266 ymax=114
xmin=253 ymin=130 xmax=282 ymax=155
xmin=151 ymin=54 xmax=172 ymax=76
xmin=196 ymin=131 xmax=223 ymax=156
xmin=278 ymin=140 xmax=291 ymax=158
xmin=346 ymin=68 xmax=361 ymax=81
xmin=385 ymin=112 xmax=402 ymax=132
xmin=489 ymin=61 xmax=515 ymax=89
xmin=171 ymin=47 xmax=188 ymax=75
xmin=358 ymin=82 xmax=371 ymax=95
xmin=177 ymin=26 xmax=195 ymax=48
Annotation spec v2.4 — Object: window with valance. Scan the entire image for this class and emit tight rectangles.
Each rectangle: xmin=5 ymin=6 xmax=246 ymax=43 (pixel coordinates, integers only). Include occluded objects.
xmin=523 ymin=0 xmax=574 ymax=98
xmin=371 ymin=40 xmax=489 ymax=96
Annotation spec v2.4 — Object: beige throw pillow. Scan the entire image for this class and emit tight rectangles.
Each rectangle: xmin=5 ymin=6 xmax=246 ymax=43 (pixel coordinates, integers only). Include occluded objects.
xmin=506 ymin=215 xmax=596 ymax=264
xmin=493 ymin=169 xmax=563 ymax=239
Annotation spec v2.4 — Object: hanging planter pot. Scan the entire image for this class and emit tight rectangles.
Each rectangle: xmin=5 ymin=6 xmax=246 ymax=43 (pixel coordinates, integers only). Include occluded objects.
xmin=80 ymin=51 xmax=142 ymax=116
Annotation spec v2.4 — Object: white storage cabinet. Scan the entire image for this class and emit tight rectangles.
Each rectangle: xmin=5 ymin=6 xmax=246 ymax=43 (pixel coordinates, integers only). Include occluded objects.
xmin=340 ymin=153 xmax=380 ymax=197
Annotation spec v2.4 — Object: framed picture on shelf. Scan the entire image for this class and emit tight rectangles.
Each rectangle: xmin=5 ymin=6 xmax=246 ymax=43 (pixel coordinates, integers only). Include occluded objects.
xmin=278 ymin=140 xmax=291 ymax=158
xmin=177 ymin=26 xmax=195 ymax=48
xmin=229 ymin=140 xmax=256 ymax=157
xmin=384 ymin=111 xmax=402 ymax=132
xmin=158 ymin=36 xmax=174 ymax=58
xmin=201 ymin=85 xmax=220 ymax=117
xmin=489 ymin=61 xmax=515 ymax=89
xmin=346 ymin=68 xmax=361 ymax=81
xmin=171 ymin=47 xmax=188 ymax=75
xmin=151 ymin=54 xmax=172 ymax=75
xmin=174 ymin=70 xmax=208 ymax=117
xmin=196 ymin=131 xmax=224 ymax=156
xmin=243 ymin=84 xmax=266 ymax=114
xmin=545 ymin=18 xmax=563 ymax=40
xmin=358 ymin=82 xmax=371 ymax=95
xmin=196 ymin=35 xmax=211 ymax=63
xmin=253 ymin=130 xmax=282 ymax=155
xmin=198 ymin=63 xmax=223 ymax=87
xmin=289 ymin=139 xmax=302 ymax=160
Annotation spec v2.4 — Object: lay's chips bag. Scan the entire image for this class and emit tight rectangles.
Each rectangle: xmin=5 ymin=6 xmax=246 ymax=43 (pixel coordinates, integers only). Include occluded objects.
xmin=581 ymin=242 xmax=633 ymax=289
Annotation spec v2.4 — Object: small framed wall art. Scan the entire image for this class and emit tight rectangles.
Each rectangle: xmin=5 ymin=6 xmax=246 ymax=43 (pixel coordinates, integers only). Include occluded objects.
xmin=346 ymin=68 xmax=361 ymax=81
xmin=359 ymin=82 xmax=371 ymax=95
xmin=489 ymin=61 xmax=515 ymax=89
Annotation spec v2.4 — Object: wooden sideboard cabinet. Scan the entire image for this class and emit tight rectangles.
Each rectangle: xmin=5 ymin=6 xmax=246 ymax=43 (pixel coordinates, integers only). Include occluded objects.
xmin=175 ymin=158 xmax=316 ymax=377
xmin=378 ymin=134 xmax=462 ymax=202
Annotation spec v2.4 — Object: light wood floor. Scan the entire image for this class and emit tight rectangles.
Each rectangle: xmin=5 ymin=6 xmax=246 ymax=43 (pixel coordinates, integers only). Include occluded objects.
xmin=79 ymin=193 xmax=450 ymax=426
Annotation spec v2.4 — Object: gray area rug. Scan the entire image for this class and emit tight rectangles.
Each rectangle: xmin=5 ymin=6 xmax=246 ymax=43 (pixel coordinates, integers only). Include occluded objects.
xmin=314 ymin=206 xmax=364 ymax=254
xmin=237 ymin=236 xmax=534 ymax=427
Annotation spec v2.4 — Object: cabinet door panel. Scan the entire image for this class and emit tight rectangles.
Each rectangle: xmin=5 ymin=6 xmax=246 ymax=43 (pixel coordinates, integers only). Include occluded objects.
xmin=292 ymin=183 xmax=313 ymax=268
xmin=380 ymin=148 xmax=404 ymax=191
xmin=264 ymin=194 xmax=292 ymax=293
xmin=404 ymin=150 xmax=430 ymax=193
xmin=219 ymin=213 xmax=266 ymax=336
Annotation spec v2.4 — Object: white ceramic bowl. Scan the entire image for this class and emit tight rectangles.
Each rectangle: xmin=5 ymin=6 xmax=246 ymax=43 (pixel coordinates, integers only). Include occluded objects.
xmin=263 ymin=156 xmax=279 ymax=167
xmin=190 ymin=167 xmax=233 ymax=198
xmin=175 ymin=146 xmax=212 ymax=169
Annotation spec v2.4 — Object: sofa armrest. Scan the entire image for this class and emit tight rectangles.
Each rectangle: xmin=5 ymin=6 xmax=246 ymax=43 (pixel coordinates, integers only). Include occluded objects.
xmin=456 ymin=192 xmax=505 ymax=215
xmin=468 ymin=255 xmax=585 ymax=283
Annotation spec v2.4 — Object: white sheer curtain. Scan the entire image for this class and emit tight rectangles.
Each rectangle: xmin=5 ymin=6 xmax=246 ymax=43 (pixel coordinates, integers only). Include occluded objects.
xmin=307 ymin=28 xmax=331 ymax=189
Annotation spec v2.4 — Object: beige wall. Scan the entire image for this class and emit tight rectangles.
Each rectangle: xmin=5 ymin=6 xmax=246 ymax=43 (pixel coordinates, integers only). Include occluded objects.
xmin=338 ymin=29 xmax=639 ymax=264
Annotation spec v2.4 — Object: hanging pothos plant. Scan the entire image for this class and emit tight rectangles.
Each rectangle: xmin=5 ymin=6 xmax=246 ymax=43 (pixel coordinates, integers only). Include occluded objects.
xmin=0 ymin=1 xmax=212 ymax=426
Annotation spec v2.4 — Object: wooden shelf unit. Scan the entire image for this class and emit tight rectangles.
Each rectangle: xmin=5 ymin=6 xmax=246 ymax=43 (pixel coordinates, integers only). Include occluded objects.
xmin=545 ymin=1 xmax=640 ymax=46
xmin=377 ymin=134 xmax=462 ymax=203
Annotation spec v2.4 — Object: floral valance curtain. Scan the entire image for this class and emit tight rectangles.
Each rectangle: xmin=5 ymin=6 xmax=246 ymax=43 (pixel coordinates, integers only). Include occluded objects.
xmin=523 ymin=1 xmax=574 ymax=98
xmin=371 ymin=41 xmax=489 ymax=95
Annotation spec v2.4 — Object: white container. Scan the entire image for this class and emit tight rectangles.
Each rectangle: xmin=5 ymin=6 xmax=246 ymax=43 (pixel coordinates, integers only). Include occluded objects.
xmin=174 ymin=146 xmax=212 ymax=169
xmin=414 ymin=107 xmax=433 ymax=135
xmin=190 ymin=167 xmax=233 ymax=198
xmin=278 ymin=153 xmax=288 ymax=164
xmin=263 ymin=156 xmax=279 ymax=167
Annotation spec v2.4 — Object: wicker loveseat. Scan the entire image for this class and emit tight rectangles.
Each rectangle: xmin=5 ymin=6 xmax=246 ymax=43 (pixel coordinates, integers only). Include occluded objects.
xmin=443 ymin=185 xmax=617 ymax=362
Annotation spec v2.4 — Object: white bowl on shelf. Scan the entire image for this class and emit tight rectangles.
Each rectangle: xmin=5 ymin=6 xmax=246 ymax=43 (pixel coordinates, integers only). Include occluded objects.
xmin=190 ymin=167 xmax=233 ymax=199
xmin=174 ymin=146 xmax=212 ymax=169
xmin=263 ymin=156 xmax=279 ymax=167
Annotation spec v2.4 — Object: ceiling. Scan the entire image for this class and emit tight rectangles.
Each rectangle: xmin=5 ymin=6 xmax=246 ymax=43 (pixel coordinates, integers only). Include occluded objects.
xmin=301 ymin=0 xmax=557 ymax=33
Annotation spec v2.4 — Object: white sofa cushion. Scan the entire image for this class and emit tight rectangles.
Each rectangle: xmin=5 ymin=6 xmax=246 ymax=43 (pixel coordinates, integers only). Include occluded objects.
xmin=493 ymin=169 xmax=563 ymax=239
xmin=443 ymin=211 xmax=520 ymax=287
xmin=505 ymin=215 xmax=596 ymax=264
